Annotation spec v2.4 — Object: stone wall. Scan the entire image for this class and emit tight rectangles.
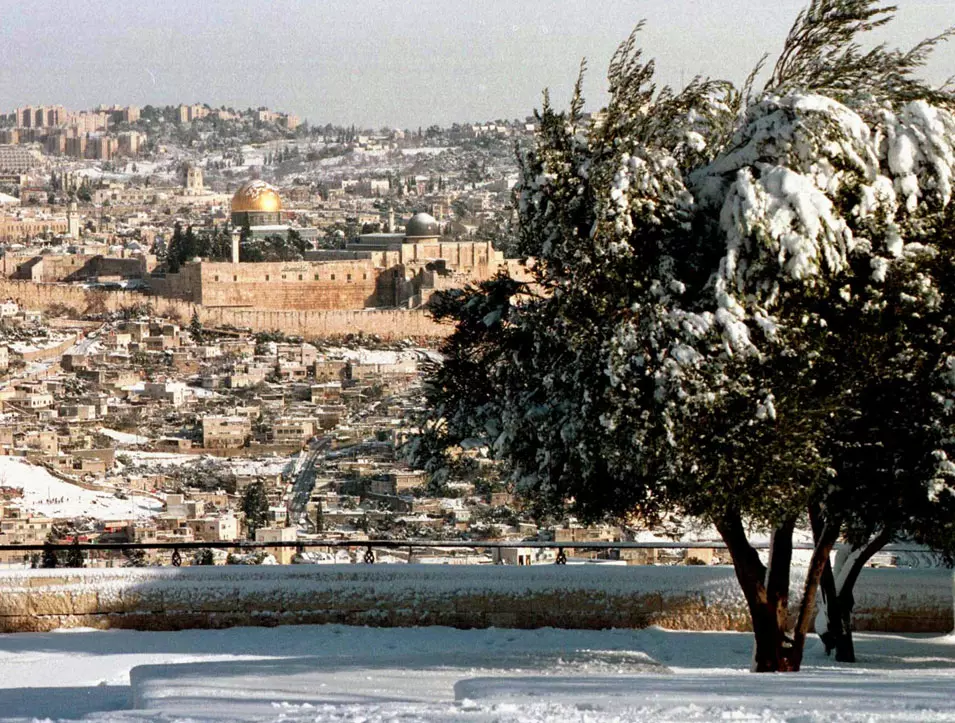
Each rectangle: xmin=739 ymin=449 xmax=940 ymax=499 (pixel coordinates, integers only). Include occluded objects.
xmin=0 ymin=254 xmax=142 ymax=282
xmin=12 ymin=332 xmax=79 ymax=362
xmin=0 ymin=565 xmax=948 ymax=634
xmin=152 ymin=260 xmax=382 ymax=310
xmin=195 ymin=260 xmax=380 ymax=310
xmin=0 ymin=217 xmax=68 ymax=242
xmin=0 ymin=279 xmax=450 ymax=340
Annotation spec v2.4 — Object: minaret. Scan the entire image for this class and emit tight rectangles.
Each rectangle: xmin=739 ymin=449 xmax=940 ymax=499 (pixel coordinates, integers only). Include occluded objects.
xmin=66 ymin=201 xmax=80 ymax=239
xmin=231 ymin=229 xmax=241 ymax=264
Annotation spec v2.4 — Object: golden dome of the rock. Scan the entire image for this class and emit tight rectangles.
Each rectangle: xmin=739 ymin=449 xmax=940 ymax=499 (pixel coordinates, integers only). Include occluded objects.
xmin=231 ymin=180 xmax=282 ymax=213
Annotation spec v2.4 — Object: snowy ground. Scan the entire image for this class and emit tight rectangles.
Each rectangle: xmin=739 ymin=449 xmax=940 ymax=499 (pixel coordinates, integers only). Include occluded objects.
xmin=98 ymin=429 xmax=150 ymax=447
xmin=0 ymin=457 xmax=162 ymax=521
xmin=118 ymin=452 xmax=294 ymax=479
xmin=0 ymin=624 xmax=953 ymax=722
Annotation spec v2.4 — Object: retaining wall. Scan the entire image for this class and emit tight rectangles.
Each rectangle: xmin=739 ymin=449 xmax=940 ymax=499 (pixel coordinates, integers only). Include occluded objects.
xmin=0 ymin=565 xmax=948 ymax=634
xmin=12 ymin=332 xmax=79 ymax=362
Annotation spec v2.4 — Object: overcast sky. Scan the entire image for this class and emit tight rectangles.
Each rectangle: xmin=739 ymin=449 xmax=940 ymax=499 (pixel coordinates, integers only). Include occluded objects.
xmin=0 ymin=1 xmax=952 ymax=129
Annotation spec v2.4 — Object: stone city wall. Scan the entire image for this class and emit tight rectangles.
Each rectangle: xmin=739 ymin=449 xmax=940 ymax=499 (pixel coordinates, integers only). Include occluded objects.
xmin=0 ymin=254 xmax=143 ymax=282
xmin=195 ymin=260 xmax=381 ymax=310
xmin=152 ymin=260 xmax=382 ymax=310
xmin=0 ymin=279 xmax=451 ymax=340
xmin=0 ymin=565 xmax=948 ymax=634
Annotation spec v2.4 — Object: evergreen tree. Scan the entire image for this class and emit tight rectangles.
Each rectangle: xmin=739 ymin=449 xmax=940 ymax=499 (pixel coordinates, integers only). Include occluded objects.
xmin=195 ymin=228 xmax=213 ymax=259
xmin=166 ymin=222 xmax=184 ymax=273
xmin=189 ymin=309 xmax=204 ymax=344
xmin=237 ymin=226 xmax=254 ymax=261
xmin=183 ymin=225 xmax=199 ymax=261
xmin=40 ymin=539 xmax=58 ymax=569
xmin=411 ymin=0 xmax=955 ymax=673
xmin=242 ymin=480 xmax=269 ymax=537
xmin=65 ymin=537 xmax=84 ymax=568
xmin=287 ymin=228 xmax=308 ymax=257
xmin=192 ymin=548 xmax=215 ymax=566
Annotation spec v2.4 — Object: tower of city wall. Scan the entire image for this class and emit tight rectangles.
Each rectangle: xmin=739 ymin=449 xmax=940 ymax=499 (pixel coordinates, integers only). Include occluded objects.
xmin=0 ymin=279 xmax=451 ymax=340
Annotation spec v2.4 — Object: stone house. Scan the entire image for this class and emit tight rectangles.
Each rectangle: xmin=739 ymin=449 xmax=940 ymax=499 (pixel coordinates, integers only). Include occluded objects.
xmin=201 ymin=416 xmax=251 ymax=449
xmin=271 ymin=418 xmax=314 ymax=446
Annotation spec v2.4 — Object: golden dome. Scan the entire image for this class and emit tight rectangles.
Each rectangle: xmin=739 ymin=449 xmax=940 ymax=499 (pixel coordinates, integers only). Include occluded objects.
xmin=231 ymin=180 xmax=282 ymax=213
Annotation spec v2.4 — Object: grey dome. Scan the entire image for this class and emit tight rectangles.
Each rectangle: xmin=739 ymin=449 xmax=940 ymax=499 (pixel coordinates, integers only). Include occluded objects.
xmin=405 ymin=212 xmax=440 ymax=238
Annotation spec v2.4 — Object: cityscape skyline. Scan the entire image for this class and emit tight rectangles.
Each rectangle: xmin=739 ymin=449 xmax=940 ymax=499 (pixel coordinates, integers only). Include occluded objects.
xmin=1 ymin=0 xmax=953 ymax=128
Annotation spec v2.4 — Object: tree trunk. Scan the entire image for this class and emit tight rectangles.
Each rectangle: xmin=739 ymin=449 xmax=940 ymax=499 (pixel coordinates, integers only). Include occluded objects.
xmin=787 ymin=518 xmax=838 ymax=671
xmin=818 ymin=559 xmax=854 ymax=662
xmin=719 ymin=512 xmax=838 ymax=672
xmin=815 ymin=529 xmax=892 ymax=663
xmin=750 ymin=595 xmax=795 ymax=672
xmin=717 ymin=514 xmax=795 ymax=672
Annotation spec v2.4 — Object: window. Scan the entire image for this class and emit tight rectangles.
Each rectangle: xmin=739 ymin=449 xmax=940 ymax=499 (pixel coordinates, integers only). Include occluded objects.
xmin=331 ymin=274 xmax=336 ymax=281
xmin=298 ymin=274 xmax=303 ymax=281
xmin=282 ymin=274 xmax=286 ymax=280
xmin=233 ymin=275 xmax=237 ymax=281
xmin=314 ymin=273 xmax=320 ymax=281
xmin=347 ymin=274 xmax=352 ymax=282
xmin=363 ymin=273 xmax=367 ymax=280
xmin=214 ymin=275 xmax=219 ymax=282
xmin=265 ymin=275 xmax=270 ymax=281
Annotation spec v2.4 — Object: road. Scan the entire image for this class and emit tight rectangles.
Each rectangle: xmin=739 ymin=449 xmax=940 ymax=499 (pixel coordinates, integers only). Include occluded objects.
xmin=286 ymin=436 xmax=331 ymax=530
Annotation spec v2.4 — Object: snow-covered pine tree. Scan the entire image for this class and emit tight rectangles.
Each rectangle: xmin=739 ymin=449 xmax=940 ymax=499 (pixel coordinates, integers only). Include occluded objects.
xmin=242 ymin=480 xmax=269 ymax=538
xmin=189 ymin=309 xmax=204 ymax=344
xmin=412 ymin=1 xmax=955 ymax=673
xmin=40 ymin=539 xmax=58 ymax=569
xmin=65 ymin=536 xmax=84 ymax=568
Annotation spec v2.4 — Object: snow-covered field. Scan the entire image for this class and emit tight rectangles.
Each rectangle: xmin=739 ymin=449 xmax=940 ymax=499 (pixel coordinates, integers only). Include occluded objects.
xmin=98 ymin=429 xmax=150 ymax=446
xmin=0 ymin=457 xmax=161 ymax=521
xmin=0 ymin=624 xmax=952 ymax=722
xmin=321 ymin=346 xmax=436 ymax=365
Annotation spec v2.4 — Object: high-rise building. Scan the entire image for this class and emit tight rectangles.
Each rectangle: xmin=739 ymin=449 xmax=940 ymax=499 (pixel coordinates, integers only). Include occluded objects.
xmin=15 ymin=107 xmax=32 ymax=128
xmin=117 ymin=131 xmax=143 ymax=156
xmin=65 ymin=136 xmax=87 ymax=159
xmin=44 ymin=133 xmax=66 ymax=156
xmin=97 ymin=105 xmax=141 ymax=125
xmin=88 ymin=135 xmax=117 ymax=160
xmin=12 ymin=105 xmax=66 ymax=128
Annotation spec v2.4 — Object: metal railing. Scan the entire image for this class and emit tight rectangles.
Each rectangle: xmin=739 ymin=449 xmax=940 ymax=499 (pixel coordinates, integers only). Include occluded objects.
xmin=0 ymin=539 xmax=940 ymax=568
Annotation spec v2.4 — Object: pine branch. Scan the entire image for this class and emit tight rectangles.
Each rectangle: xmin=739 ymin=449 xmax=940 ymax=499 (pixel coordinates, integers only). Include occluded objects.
xmin=766 ymin=0 xmax=955 ymax=107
